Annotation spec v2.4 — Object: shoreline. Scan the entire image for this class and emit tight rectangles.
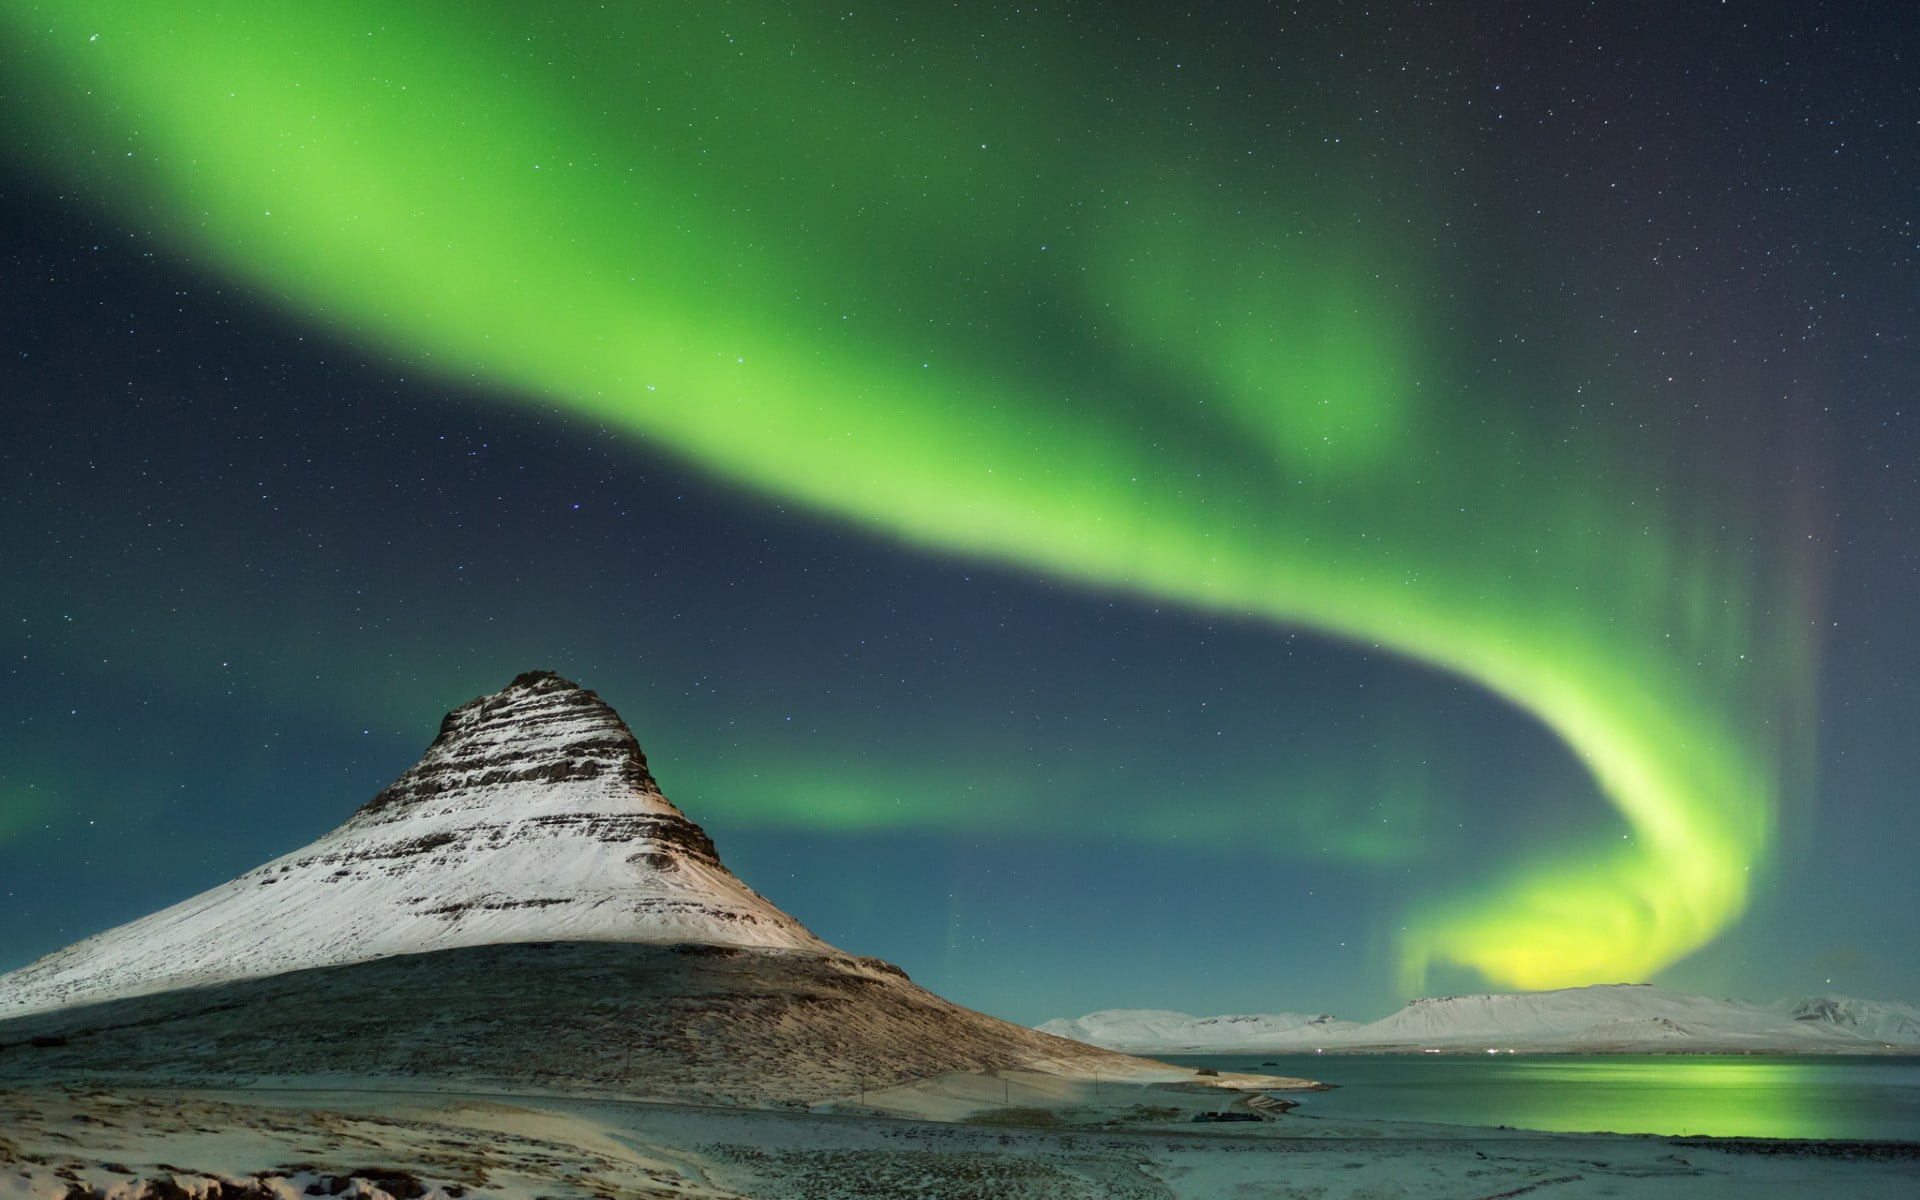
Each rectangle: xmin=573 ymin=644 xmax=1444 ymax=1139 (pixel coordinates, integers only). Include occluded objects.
xmin=1144 ymin=1045 xmax=1920 ymax=1057
xmin=3 ymin=1074 xmax=1915 ymax=1200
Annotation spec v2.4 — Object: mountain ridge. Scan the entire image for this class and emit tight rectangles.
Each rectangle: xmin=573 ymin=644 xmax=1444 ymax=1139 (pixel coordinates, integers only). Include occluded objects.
xmin=1038 ymin=1009 xmax=1360 ymax=1053
xmin=1040 ymin=985 xmax=1920 ymax=1054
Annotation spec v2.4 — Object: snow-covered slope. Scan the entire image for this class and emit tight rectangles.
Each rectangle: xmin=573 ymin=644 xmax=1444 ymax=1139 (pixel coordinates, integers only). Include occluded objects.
xmin=1036 ymin=1009 xmax=1358 ymax=1052
xmin=1350 ymin=985 xmax=1856 ymax=1050
xmin=0 ymin=670 xmax=827 ymax=1017
xmin=1773 ymin=995 xmax=1920 ymax=1045
xmin=1044 ymin=984 xmax=1920 ymax=1053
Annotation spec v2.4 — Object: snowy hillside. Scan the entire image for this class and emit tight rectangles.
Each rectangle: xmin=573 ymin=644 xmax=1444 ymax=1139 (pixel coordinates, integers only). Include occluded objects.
xmin=0 ymin=671 xmax=827 ymax=1017
xmin=1036 ymin=1009 xmax=1358 ymax=1052
xmin=1348 ymin=985 xmax=1868 ymax=1051
xmin=1044 ymin=984 xmax=1920 ymax=1053
xmin=1774 ymin=995 xmax=1920 ymax=1044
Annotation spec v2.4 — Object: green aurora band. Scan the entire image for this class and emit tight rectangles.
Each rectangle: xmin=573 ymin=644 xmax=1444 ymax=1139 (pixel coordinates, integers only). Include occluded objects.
xmin=0 ymin=4 xmax=1813 ymax=991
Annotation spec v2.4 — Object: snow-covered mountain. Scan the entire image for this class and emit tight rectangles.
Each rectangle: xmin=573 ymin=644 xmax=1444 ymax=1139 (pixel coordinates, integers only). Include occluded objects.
xmin=0 ymin=670 xmax=827 ymax=1017
xmin=1773 ymin=994 xmax=1920 ymax=1045
xmin=1036 ymin=1009 xmax=1359 ymax=1052
xmin=1043 ymin=984 xmax=1920 ymax=1054
xmin=0 ymin=671 xmax=1167 ymax=1102
xmin=1344 ymin=985 xmax=1867 ymax=1051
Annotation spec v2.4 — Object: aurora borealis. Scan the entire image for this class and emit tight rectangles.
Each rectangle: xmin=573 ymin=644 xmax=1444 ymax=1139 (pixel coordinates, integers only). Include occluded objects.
xmin=2 ymin=4 xmax=1914 ymax=1020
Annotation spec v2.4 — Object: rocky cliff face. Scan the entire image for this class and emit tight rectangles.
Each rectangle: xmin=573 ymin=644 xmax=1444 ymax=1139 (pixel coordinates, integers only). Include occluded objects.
xmin=0 ymin=671 xmax=827 ymax=1018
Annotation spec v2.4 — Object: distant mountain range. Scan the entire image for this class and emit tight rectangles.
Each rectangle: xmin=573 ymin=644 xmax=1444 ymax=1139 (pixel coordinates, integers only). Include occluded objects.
xmin=1040 ymin=985 xmax=1920 ymax=1054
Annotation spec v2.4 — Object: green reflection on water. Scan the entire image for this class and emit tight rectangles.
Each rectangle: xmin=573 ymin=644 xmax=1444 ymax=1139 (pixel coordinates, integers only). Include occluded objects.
xmin=1169 ymin=1055 xmax=1920 ymax=1140
xmin=1497 ymin=1056 xmax=1838 ymax=1139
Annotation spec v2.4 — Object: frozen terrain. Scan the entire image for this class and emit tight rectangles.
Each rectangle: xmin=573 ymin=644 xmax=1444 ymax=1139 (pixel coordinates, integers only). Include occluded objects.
xmin=4 ymin=1085 xmax=1914 ymax=1200
xmin=1043 ymin=985 xmax=1920 ymax=1053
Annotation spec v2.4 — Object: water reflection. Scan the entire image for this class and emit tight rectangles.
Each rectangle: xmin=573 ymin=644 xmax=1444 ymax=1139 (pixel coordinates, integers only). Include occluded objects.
xmin=1162 ymin=1054 xmax=1920 ymax=1140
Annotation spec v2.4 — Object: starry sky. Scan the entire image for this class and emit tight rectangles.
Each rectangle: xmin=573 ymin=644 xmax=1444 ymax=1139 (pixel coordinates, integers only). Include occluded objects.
xmin=1 ymin=3 xmax=1915 ymax=1025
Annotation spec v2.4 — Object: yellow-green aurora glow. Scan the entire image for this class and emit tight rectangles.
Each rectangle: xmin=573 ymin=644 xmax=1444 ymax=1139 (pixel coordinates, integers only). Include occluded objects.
xmin=0 ymin=5 xmax=1814 ymax=990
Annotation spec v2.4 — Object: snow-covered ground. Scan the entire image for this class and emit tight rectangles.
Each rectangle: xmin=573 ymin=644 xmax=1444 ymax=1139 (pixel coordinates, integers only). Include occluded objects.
xmin=5 ymin=1083 xmax=1914 ymax=1200
xmin=1041 ymin=984 xmax=1920 ymax=1053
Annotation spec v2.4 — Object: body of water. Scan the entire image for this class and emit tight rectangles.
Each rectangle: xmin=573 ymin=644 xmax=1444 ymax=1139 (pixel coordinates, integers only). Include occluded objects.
xmin=1161 ymin=1053 xmax=1920 ymax=1141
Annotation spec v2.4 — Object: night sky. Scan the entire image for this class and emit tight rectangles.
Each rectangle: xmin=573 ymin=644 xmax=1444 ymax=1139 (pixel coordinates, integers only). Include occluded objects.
xmin=2 ymin=3 xmax=1915 ymax=1025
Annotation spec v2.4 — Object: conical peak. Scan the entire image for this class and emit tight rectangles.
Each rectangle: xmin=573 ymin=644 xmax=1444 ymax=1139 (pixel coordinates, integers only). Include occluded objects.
xmin=355 ymin=669 xmax=662 ymax=823
xmin=435 ymin=670 xmax=653 ymax=780
xmin=0 ymin=671 xmax=830 ymax=1017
